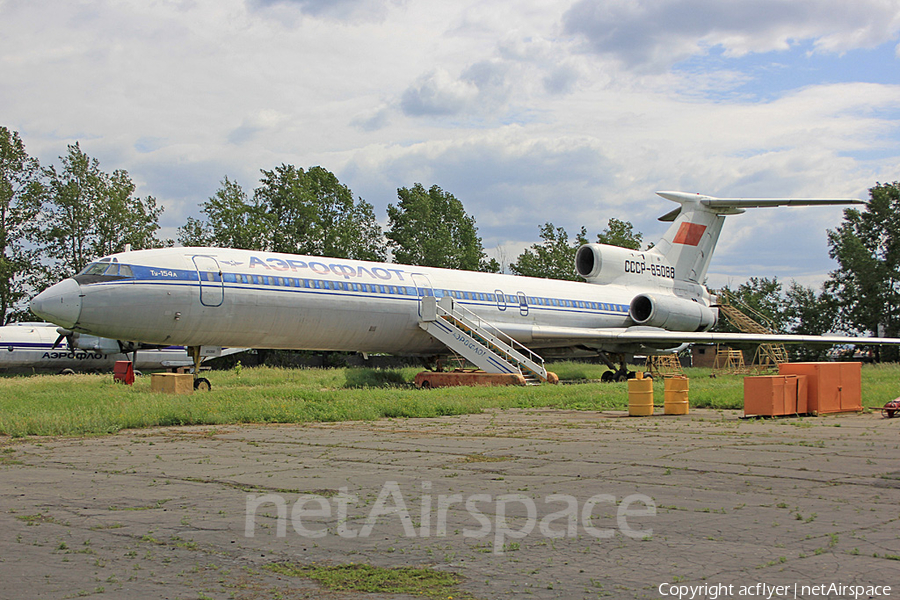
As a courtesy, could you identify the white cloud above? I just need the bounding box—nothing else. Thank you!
[400,69,481,117]
[246,0,403,22]
[227,109,290,144]
[562,0,900,71]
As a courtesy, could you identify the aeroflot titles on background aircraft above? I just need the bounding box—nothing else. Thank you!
[29,191,900,377]
[0,322,207,373]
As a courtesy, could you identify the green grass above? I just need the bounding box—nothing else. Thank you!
[859,362,900,407]
[263,562,473,599]
[0,362,896,438]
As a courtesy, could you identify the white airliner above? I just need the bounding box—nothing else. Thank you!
[29,191,900,386]
[0,322,226,374]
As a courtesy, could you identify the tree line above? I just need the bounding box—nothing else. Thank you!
[1,129,166,324]
[0,126,640,323]
[2,127,898,360]
[721,182,900,362]
[173,166,644,276]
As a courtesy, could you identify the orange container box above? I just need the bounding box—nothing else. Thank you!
[778,362,861,415]
[743,374,808,417]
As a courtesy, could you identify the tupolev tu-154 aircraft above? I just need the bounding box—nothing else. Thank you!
[29,191,900,388]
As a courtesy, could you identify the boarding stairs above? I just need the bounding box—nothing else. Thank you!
[418,295,550,384]
[717,291,789,372]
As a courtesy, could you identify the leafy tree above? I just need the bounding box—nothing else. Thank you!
[715,277,786,334]
[92,168,165,258]
[510,218,644,280]
[386,183,493,271]
[715,277,782,348]
[782,281,837,361]
[510,223,588,280]
[178,177,264,249]
[252,165,386,260]
[596,217,643,250]
[253,164,317,255]
[826,182,900,361]
[0,127,43,324]
[40,142,165,278]
[177,217,213,248]
[712,277,786,362]
[301,167,385,261]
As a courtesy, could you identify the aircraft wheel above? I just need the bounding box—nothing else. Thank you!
[420,380,432,389]
[600,371,614,383]
[615,373,629,383]
[59,368,75,376]
[194,377,211,391]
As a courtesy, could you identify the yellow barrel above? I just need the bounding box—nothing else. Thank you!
[664,376,689,415]
[628,372,654,416]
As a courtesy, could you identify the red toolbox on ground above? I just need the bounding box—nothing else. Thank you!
[113,360,135,385]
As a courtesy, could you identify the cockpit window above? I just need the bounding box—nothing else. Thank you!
[74,262,134,284]
[78,263,109,277]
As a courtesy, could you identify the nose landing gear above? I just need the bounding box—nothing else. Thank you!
[188,346,211,391]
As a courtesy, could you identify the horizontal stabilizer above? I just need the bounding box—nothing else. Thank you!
[657,191,862,220]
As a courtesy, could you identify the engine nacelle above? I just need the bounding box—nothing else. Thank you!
[68,333,122,355]
[629,293,717,332]
[575,243,646,284]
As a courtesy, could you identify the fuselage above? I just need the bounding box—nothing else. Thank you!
[29,247,711,355]
[31,193,878,362]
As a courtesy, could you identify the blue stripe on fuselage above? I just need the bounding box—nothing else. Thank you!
[85,265,630,317]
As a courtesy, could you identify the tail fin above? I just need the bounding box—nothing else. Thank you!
[649,191,862,284]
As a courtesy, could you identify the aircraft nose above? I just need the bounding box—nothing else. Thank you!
[30,278,83,329]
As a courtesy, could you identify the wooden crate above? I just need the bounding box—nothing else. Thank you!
[151,373,194,394]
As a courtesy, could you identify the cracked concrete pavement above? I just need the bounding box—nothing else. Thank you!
[1,408,898,599]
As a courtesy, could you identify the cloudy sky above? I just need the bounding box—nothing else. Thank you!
[3,0,899,288]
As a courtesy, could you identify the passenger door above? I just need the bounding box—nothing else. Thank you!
[192,255,224,307]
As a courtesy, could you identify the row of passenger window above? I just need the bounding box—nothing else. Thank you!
[210,272,625,313]
[221,272,417,296]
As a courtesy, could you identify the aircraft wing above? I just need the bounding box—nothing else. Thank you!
[157,347,249,367]
[530,325,900,349]
[220,347,251,358]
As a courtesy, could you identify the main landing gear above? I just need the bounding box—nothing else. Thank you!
[598,352,639,383]
[188,346,211,391]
